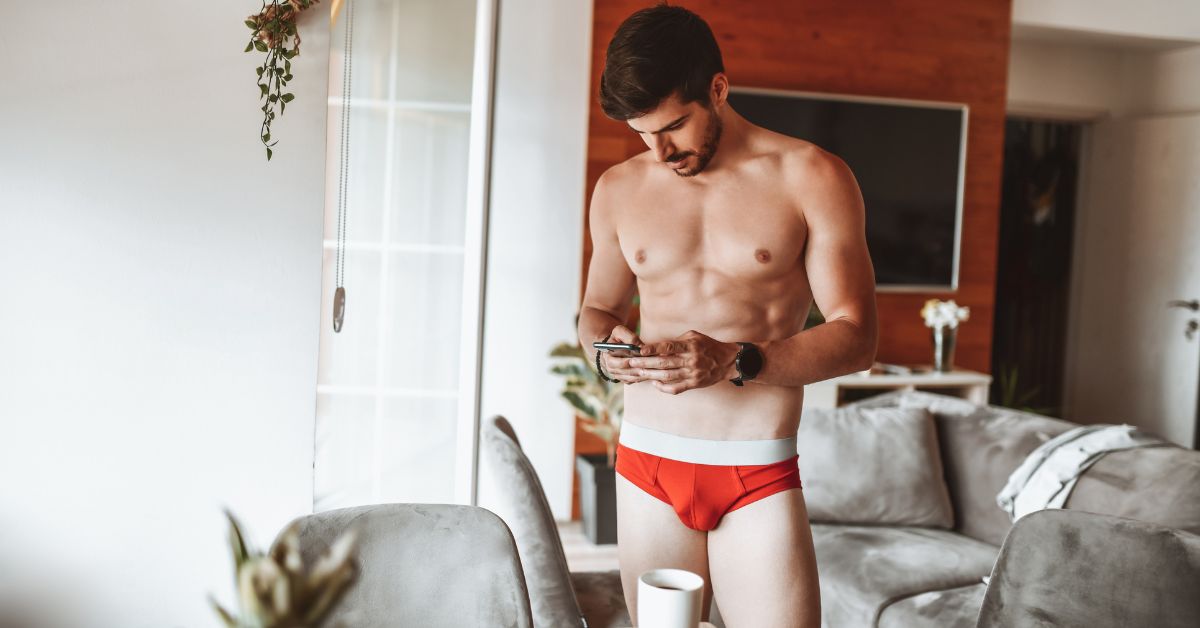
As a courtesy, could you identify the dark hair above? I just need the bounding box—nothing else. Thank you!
[599,3,725,121]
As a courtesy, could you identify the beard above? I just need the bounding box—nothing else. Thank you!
[668,109,723,178]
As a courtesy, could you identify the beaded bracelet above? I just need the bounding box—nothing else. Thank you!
[595,332,616,383]
[596,348,616,382]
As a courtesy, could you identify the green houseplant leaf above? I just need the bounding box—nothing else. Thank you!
[549,337,625,467]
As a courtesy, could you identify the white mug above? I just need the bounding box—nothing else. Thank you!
[637,568,704,628]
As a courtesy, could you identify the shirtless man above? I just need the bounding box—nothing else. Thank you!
[576,5,878,627]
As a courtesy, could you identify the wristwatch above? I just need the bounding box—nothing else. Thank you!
[729,342,763,386]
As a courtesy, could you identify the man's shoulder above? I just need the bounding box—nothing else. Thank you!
[741,127,861,227]
[589,153,653,227]
[756,130,845,180]
[597,151,655,190]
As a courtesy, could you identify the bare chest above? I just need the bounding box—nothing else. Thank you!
[616,184,807,282]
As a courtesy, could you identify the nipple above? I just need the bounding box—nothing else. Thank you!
[755,248,772,263]
[635,249,647,264]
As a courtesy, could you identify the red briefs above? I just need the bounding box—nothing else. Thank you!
[614,433,803,532]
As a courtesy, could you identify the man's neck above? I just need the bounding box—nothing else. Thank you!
[696,107,752,179]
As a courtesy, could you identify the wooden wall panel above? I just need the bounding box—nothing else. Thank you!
[581,0,1012,372]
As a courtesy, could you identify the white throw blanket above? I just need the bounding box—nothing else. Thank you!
[995,423,1171,522]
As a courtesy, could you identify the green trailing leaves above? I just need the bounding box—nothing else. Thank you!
[245,0,322,162]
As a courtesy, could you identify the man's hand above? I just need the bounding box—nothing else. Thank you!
[597,325,650,384]
[613,329,741,394]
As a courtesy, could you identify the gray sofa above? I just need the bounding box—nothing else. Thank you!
[811,390,1200,628]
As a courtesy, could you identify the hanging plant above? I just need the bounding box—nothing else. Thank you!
[244,0,323,161]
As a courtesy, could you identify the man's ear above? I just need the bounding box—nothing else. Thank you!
[709,73,730,110]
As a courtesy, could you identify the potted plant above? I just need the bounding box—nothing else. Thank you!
[210,509,358,627]
[242,0,325,160]
[549,341,624,544]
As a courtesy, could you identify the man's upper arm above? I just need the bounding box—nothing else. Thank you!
[800,150,878,341]
[581,169,637,321]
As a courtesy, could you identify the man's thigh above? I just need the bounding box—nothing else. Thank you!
[616,474,714,623]
[707,488,821,628]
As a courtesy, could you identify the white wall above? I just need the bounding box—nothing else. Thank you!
[1120,45,1200,116]
[1013,0,1200,43]
[477,0,593,520]
[1008,39,1200,119]
[1007,40,1129,118]
[0,3,328,626]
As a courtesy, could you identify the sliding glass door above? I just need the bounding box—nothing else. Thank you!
[314,0,495,511]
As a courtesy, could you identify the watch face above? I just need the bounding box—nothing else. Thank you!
[740,343,764,379]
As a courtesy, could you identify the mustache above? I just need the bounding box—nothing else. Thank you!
[666,152,694,163]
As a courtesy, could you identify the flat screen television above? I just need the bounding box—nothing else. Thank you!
[727,87,968,292]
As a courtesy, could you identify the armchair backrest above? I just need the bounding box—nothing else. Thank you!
[278,503,533,628]
[977,508,1200,628]
[479,415,586,628]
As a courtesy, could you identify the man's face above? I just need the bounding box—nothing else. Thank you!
[627,92,723,178]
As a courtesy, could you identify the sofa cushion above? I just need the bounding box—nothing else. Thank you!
[1065,444,1200,535]
[810,522,998,628]
[848,390,1078,546]
[877,582,986,628]
[798,405,955,527]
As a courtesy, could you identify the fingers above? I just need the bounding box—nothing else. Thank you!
[600,353,646,384]
[608,324,642,346]
[602,353,688,384]
[621,355,688,370]
[653,377,698,395]
[640,340,685,356]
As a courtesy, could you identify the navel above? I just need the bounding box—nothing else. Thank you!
[635,249,647,264]
[755,248,772,263]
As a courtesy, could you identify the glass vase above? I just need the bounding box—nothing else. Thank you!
[932,325,957,372]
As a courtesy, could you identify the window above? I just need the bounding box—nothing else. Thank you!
[314,0,494,511]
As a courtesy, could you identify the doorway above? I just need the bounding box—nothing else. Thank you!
[989,117,1084,416]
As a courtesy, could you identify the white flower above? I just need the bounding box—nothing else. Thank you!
[920,298,970,330]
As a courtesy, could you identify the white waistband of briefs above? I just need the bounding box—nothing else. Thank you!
[618,421,798,465]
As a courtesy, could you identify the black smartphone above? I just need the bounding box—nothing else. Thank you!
[593,341,641,353]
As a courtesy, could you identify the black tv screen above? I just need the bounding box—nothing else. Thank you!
[727,87,967,291]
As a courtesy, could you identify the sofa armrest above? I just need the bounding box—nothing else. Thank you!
[976,509,1200,628]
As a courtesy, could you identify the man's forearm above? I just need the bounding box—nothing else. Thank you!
[750,317,877,388]
[577,305,624,350]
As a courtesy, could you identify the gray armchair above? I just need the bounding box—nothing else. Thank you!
[276,503,533,628]
[480,415,630,628]
[977,508,1200,628]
